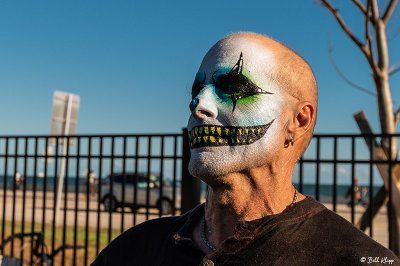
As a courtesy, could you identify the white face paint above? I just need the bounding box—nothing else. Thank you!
[188,36,287,179]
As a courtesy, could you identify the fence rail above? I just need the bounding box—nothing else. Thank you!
[0,132,399,265]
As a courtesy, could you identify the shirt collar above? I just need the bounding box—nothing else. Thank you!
[173,203,205,246]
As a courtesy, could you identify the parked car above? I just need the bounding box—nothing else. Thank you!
[99,172,178,215]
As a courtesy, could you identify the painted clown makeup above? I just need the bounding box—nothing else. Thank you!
[189,53,275,149]
[189,121,274,148]
[188,35,286,177]
[192,53,273,112]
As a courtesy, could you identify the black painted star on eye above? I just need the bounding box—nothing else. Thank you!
[211,53,273,112]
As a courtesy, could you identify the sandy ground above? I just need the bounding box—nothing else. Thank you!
[0,189,391,249]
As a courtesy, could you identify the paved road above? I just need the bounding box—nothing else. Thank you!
[0,189,178,232]
[0,189,391,248]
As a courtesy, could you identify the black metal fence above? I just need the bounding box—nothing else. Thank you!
[0,133,183,266]
[295,133,399,254]
[0,132,398,265]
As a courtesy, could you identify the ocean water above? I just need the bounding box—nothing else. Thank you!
[0,175,85,191]
[0,175,382,200]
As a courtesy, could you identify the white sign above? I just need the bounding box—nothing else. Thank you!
[50,91,80,145]
[49,90,80,224]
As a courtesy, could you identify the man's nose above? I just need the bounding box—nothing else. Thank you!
[189,87,218,120]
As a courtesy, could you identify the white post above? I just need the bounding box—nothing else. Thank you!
[54,94,73,225]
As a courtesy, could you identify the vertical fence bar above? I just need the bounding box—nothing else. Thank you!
[315,137,320,201]
[158,137,165,217]
[388,136,393,250]
[96,137,103,255]
[41,137,49,258]
[146,136,152,220]
[172,136,178,215]
[333,137,337,212]
[73,137,81,266]
[11,138,19,256]
[121,136,127,233]
[108,137,115,243]
[29,137,38,265]
[133,137,139,225]
[61,137,70,266]
[20,137,28,261]
[369,136,374,237]
[84,137,91,266]
[351,137,355,224]
[51,137,59,266]
[1,137,9,246]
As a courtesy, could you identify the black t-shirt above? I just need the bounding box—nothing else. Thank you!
[92,197,400,265]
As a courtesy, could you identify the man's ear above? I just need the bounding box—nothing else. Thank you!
[291,101,315,142]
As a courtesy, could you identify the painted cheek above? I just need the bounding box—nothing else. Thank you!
[238,97,281,126]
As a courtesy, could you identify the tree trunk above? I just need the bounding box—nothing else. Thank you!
[374,21,396,142]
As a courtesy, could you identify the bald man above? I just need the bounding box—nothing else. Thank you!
[92,33,399,265]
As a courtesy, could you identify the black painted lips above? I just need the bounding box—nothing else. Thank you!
[188,120,274,148]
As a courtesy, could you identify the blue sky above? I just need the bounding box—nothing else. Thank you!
[0,0,399,136]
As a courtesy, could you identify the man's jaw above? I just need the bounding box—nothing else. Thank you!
[188,120,274,149]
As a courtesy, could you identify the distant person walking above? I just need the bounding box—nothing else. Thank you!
[89,170,97,197]
[345,178,367,207]
[15,171,23,189]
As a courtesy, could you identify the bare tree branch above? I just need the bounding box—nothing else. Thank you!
[321,0,382,74]
[371,0,389,74]
[382,0,399,23]
[320,0,374,65]
[365,1,371,44]
[387,4,400,35]
[321,0,365,48]
[365,1,378,68]
[389,60,400,72]
[380,0,388,14]
[352,0,367,14]
[395,105,400,122]
[387,1,400,33]
[389,27,400,40]
[371,0,380,23]
[313,0,325,7]
[389,66,400,76]
[328,36,377,97]
[365,0,377,67]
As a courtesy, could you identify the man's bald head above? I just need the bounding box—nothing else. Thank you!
[202,32,318,156]
[207,32,318,108]
[188,32,317,178]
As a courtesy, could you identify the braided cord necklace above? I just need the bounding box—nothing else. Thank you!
[201,188,298,252]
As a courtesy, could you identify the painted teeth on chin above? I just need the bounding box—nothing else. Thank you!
[188,120,274,148]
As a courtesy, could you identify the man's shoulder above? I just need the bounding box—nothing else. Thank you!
[309,204,399,262]
[91,206,203,266]
[276,198,400,264]
[104,214,186,247]
[116,214,186,242]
